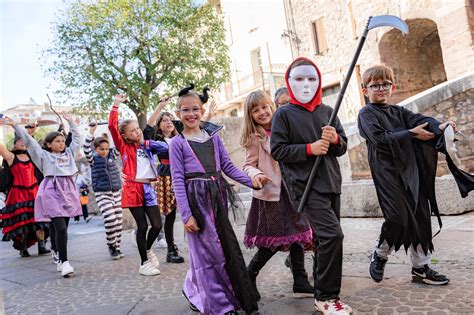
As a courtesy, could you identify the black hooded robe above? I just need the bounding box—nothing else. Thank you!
[358,103,474,254]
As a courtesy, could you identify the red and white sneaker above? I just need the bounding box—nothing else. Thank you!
[314,299,352,314]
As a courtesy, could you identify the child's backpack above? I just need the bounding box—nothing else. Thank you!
[79,184,89,205]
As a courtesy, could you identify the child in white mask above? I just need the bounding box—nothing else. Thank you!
[271,57,352,315]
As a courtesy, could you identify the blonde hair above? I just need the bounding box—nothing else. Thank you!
[362,64,395,87]
[240,90,275,148]
[118,119,138,143]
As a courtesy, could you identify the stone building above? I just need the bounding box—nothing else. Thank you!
[283,0,474,124]
[212,0,293,117]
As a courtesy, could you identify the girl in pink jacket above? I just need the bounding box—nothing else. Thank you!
[240,90,313,301]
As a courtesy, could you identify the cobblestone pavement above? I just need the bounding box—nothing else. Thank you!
[1,212,473,315]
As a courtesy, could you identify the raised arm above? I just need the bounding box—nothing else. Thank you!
[83,124,97,164]
[0,143,14,166]
[147,98,170,127]
[11,121,44,170]
[108,94,127,153]
[63,114,81,157]
[203,99,217,121]
[83,135,95,164]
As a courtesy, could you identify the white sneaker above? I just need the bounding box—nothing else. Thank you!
[147,249,160,268]
[139,261,161,276]
[314,299,352,314]
[156,238,167,248]
[130,230,137,248]
[61,261,74,277]
[57,261,63,272]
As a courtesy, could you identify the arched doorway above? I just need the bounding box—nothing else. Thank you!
[378,19,447,104]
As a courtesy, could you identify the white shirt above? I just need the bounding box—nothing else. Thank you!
[184,129,210,143]
[135,148,156,180]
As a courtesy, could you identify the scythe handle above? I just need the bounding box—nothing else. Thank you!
[46,94,63,126]
[296,17,372,214]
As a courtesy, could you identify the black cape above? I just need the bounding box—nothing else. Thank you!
[358,103,473,254]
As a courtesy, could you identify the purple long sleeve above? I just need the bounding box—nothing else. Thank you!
[169,137,193,224]
[216,136,253,188]
[145,139,168,154]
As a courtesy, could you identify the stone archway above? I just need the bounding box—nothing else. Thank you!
[379,19,447,104]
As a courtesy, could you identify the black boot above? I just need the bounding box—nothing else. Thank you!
[166,244,184,263]
[284,254,293,273]
[38,240,51,255]
[247,265,261,301]
[247,247,276,302]
[293,271,314,298]
[290,244,314,298]
[19,249,30,257]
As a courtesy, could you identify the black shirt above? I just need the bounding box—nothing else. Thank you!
[270,103,347,205]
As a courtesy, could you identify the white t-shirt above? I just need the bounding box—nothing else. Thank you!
[184,129,210,143]
[135,148,156,180]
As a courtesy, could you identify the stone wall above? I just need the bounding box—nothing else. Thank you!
[211,116,247,191]
[347,73,474,178]
[341,175,474,217]
[283,0,474,125]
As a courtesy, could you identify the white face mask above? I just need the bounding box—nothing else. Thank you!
[288,65,319,104]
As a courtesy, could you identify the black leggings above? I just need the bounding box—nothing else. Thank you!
[164,209,176,248]
[74,205,89,221]
[50,217,70,262]
[129,205,162,264]
[248,243,307,280]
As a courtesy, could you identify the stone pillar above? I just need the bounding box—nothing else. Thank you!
[437,3,474,79]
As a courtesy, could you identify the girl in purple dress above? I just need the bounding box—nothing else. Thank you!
[169,85,259,315]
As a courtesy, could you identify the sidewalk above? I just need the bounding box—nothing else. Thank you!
[1,212,473,314]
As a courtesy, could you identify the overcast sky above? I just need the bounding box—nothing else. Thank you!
[1,0,67,110]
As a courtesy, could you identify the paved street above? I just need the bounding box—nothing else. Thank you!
[1,212,473,315]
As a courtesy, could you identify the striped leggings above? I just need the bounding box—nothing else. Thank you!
[95,190,123,250]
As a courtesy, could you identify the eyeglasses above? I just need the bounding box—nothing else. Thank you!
[178,107,201,114]
[367,81,392,92]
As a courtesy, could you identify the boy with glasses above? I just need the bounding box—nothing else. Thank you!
[357,64,465,286]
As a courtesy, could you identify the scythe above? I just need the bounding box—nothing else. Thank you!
[296,15,409,213]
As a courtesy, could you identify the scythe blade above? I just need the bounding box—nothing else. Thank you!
[368,15,409,34]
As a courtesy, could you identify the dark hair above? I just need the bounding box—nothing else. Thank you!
[274,87,288,102]
[42,131,65,152]
[156,112,177,138]
[93,137,109,148]
[290,59,313,70]
[177,84,210,108]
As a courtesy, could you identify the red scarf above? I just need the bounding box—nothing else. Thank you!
[285,57,323,112]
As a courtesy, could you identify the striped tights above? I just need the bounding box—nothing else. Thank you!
[95,190,123,250]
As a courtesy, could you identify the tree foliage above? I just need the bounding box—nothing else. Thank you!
[44,0,230,126]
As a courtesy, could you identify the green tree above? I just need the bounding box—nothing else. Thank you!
[43,0,230,127]
[3,126,55,149]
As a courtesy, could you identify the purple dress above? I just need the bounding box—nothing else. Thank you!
[170,122,258,315]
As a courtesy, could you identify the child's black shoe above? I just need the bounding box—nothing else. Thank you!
[369,251,387,283]
[412,265,449,285]
[293,276,314,298]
